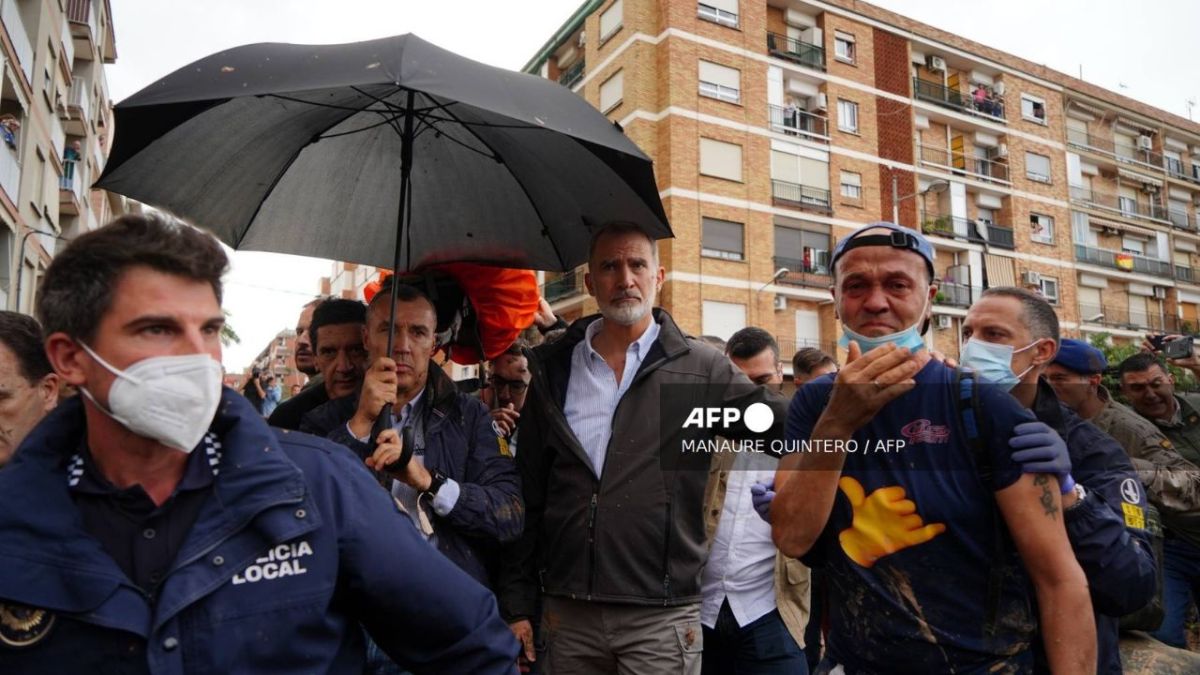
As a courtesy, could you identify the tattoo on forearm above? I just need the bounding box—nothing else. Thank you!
[1033,475,1059,520]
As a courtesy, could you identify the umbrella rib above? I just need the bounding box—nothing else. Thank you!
[437,104,569,271]
[265,92,399,114]
[319,112,408,139]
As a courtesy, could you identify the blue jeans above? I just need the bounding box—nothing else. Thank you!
[701,601,808,675]
[1151,537,1200,648]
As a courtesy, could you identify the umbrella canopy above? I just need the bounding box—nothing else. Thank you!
[97,33,671,272]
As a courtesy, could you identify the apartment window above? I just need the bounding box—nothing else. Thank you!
[1020,95,1046,124]
[1078,286,1102,318]
[1029,213,1054,244]
[701,217,744,260]
[837,99,858,133]
[700,137,743,182]
[1164,150,1184,176]
[1121,235,1145,256]
[1039,277,1059,304]
[702,300,746,341]
[775,225,831,274]
[599,0,623,42]
[599,70,624,113]
[840,171,862,200]
[698,60,740,104]
[698,0,738,28]
[834,32,856,63]
[1025,152,1051,182]
[1119,186,1138,217]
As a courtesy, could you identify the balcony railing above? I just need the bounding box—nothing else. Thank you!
[1074,244,1172,276]
[67,0,97,38]
[771,179,831,213]
[921,216,1014,249]
[1069,185,1168,223]
[69,82,90,122]
[936,280,983,308]
[0,142,20,204]
[912,78,1005,120]
[1177,265,1194,284]
[776,337,840,364]
[917,144,1010,184]
[542,269,584,303]
[774,256,831,289]
[767,104,829,140]
[2,0,35,85]
[558,60,584,89]
[1115,143,1163,171]
[1166,158,1188,180]
[1079,303,1177,332]
[766,32,825,71]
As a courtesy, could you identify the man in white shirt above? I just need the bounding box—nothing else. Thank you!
[702,327,810,674]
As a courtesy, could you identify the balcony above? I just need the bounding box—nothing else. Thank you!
[767,104,829,142]
[58,161,83,215]
[936,280,983,308]
[1074,244,1172,276]
[1067,127,1113,155]
[67,0,98,58]
[0,142,20,204]
[1066,128,1164,172]
[917,144,1010,185]
[1177,265,1194,284]
[771,179,831,214]
[542,268,584,303]
[1069,185,1168,223]
[773,255,831,289]
[1079,303,1178,332]
[64,82,90,136]
[1,0,34,84]
[912,78,1005,121]
[777,337,839,364]
[921,215,1014,249]
[558,60,584,89]
[766,32,825,71]
[1165,158,1189,181]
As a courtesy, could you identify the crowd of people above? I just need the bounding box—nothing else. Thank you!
[2,213,1200,674]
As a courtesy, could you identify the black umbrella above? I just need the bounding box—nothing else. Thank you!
[98,34,672,467]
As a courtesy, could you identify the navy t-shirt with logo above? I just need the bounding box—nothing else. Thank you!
[787,359,1039,674]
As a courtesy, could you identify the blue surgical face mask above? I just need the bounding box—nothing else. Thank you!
[838,294,930,353]
[960,338,1040,391]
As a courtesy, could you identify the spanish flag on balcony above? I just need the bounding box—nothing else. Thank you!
[1116,253,1135,271]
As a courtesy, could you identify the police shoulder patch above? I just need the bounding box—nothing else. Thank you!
[0,603,55,648]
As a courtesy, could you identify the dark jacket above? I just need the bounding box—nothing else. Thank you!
[267,380,329,430]
[1033,380,1157,675]
[301,363,523,586]
[497,309,789,620]
[0,390,518,675]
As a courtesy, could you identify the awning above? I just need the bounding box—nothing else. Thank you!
[1118,167,1162,187]
[984,254,1015,287]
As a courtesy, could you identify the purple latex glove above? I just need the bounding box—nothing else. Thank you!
[1009,421,1075,494]
[750,480,775,523]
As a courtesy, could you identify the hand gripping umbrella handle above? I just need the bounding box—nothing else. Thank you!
[374,403,415,475]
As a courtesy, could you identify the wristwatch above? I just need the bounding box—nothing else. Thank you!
[424,468,448,498]
[1064,483,1087,511]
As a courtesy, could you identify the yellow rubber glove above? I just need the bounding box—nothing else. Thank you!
[838,476,947,568]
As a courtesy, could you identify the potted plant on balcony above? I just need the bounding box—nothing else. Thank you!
[921,216,952,236]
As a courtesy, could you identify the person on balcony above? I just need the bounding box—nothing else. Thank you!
[0,114,19,149]
[973,85,988,114]
[63,141,82,182]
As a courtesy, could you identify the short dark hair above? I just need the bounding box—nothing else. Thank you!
[368,278,437,325]
[980,286,1060,349]
[36,213,227,341]
[0,311,52,382]
[793,347,836,375]
[1119,352,1168,379]
[310,298,366,353]
[726,327,779,361]
[588,221,658,264]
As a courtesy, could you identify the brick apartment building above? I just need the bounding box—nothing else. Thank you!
[0,0,126,313]
[231,327,307,393]
[525,0,1200,368]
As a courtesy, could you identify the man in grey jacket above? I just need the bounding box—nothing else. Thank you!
[499,223,789,675]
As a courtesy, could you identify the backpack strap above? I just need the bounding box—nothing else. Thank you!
[955,367,1004,638]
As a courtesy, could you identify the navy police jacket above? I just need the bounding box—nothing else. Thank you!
[1033,380,1157,675]
[0,390,519,674]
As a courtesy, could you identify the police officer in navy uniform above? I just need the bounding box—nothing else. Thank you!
[0,214,519,674]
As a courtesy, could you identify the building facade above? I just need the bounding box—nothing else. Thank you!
[525,0,1200,367]
[0,0,122,313]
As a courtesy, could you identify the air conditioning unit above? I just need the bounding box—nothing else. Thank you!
[814,93,828,111]
[1021,270,1042,286]
[773,295,788,311]
[994,143,1008,159]
[1138,135,1153,150]
[935,315,952,330]
[1153,286,1167,299]
[926,55,947,72]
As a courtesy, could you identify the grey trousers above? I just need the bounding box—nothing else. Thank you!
[541,596,702,675]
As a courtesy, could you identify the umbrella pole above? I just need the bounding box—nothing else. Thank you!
[376,90,417,475]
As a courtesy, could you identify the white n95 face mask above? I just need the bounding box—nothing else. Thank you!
[79,343,223,453]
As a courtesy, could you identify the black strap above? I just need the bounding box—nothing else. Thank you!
[956,368,1005,638]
